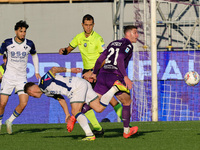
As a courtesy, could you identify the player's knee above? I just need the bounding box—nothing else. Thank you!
[0,102,7,108]
[94,106,104,113]
[123,99,132,106]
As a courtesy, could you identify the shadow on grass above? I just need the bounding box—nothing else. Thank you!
[102,128,163,138]
[42,128,163,139]
[43,134,81,140]
[11,127,63,135]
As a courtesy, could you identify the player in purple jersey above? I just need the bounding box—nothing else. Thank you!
[86,25,139,138]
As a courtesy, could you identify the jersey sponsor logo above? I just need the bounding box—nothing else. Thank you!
[11,51,27,58]
[50,91,61,95]
[111,42,122,47]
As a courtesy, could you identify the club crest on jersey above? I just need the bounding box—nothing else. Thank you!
[125,47,130,53]
[24,46,28,50]
[84,43,87,47]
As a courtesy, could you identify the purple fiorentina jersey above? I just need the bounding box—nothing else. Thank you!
[94,38,133,78]
[93,38,133,95]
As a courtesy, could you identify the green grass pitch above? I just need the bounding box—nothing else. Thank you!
[0,121,199,150]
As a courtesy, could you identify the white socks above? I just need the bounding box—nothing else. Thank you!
[76,113,93,136]
[8,114,16,123]
[100,86,119,106]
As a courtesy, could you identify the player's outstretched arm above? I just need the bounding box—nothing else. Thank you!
[32,54,41,79]
[50,67,82,75]
[58,98,71,123]
[35,73,41,79]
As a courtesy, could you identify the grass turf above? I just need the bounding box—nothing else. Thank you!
[0,121,199,150]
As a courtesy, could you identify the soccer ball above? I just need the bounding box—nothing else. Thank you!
[184,71,200,86]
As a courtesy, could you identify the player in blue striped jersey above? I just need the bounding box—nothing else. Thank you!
[0,20,41,134]
[24,66,127,141]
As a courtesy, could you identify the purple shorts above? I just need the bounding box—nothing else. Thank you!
[94,72,125,96]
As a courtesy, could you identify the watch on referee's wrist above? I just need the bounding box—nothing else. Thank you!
[63,48,68,55]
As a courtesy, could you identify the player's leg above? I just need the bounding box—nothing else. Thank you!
[0,94,9,132]
[82,69,103,134]
[84,81,121,113]
[6,93,28,134]
[0,78,14,133]
[109,97,123,120]
[67,79,96,140]
[116,93,138,138]
[70,103,95,141]
[6,81,28,134]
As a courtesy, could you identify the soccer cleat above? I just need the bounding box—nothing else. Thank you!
[92,128,104,136]
[113,80,130,94]
[82,135,96,141]
[5,120,13,134]
[123,126,138,138]
[67,116,76,132]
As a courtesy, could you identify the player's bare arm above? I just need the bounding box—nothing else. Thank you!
[58,98,71,123]
[59,46,74,55]
[50,67,82,75]
[35,73,41,79]
[82,59,105,81]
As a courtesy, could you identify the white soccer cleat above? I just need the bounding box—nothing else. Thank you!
[5,120,13,134]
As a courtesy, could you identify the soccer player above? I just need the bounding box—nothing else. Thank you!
[84,25,139,138]
[0,54,7,83]
[59,14,125,135]
[24,67,128,141]
[0,20,41,134]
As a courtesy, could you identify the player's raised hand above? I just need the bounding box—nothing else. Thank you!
[71,68,82,74]
[88,73,97,83]
[35,73,41,79]
[82,70,93,80]
[124,76,133,90]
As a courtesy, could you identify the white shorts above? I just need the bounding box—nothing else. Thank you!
[0,77,27,96]
[69,78,98,104]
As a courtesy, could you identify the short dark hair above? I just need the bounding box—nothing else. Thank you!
[124,25,137,35]
[24,82,35,93]
[82,14,94,24]
[14,20,29,31]
[3,54,7,59]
